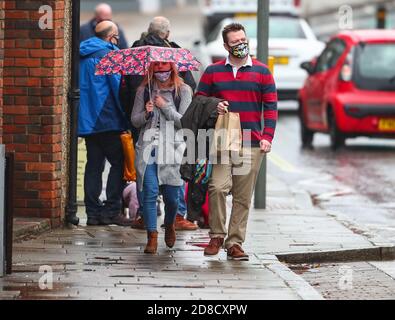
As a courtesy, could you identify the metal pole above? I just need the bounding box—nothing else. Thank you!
[377,4,386,29]
[5,152,14,274]
[65,0,80,226]
[254,0,270,209]
[0,145,5,277]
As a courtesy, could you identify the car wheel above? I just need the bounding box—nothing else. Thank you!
[328,110,345,151]
[299,102,314,149]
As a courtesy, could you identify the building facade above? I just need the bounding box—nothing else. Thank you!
[0,0,73,227]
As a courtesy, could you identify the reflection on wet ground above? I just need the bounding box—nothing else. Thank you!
[272,113,395,241]
[1,225,298,300]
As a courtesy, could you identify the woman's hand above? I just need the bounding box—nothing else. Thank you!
[145,100,154,113]
[154,95,167,109]
[145,100,154,119]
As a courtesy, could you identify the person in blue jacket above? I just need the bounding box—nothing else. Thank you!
[79,20,131,226]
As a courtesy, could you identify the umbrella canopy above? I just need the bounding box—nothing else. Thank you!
[95,45,201,76]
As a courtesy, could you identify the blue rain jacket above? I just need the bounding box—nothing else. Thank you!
[79,37,128,136]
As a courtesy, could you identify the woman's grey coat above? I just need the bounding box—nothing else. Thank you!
[131,82,192,191]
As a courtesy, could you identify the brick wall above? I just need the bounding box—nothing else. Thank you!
[0,0,4,144]
[3,1,68,227]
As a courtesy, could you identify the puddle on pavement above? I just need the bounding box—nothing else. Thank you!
[44,239,103,246]
[287,263,322,275]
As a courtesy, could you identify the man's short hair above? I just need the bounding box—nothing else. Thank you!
[222,23,246,44]
[95,25,114,39]
[148,16,170,39]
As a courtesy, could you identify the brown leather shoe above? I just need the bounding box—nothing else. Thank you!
[131,216,145,230]
[226,244,249,261]
[175,215,198,231]
[144,231,158,254]
[204,237,224,256]
[164,224,176,248]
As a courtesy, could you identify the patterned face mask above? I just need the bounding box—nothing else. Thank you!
[154,70,172,82]
[229,42,249,59]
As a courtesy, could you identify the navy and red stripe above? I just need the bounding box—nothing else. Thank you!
[196,59,278,146]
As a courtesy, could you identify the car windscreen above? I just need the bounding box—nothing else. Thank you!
[243,16,307,39]
[354,43,395,91]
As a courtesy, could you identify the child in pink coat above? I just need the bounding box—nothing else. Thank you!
[122,182,139,220]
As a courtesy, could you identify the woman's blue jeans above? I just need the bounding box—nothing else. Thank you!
[178,183,187,216]
[142,163,179,232]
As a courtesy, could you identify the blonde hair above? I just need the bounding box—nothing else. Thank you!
[141,62,184,97]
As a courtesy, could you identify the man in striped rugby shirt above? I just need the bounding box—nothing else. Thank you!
[196,23,278,261]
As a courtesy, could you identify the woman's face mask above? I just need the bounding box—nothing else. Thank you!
[229,42,249,59]
[154,70,172,82]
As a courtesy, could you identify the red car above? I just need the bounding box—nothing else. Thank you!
[298,30,395,150]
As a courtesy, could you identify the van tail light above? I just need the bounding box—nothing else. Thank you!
[294,0,301,7]
[340,51,353,82]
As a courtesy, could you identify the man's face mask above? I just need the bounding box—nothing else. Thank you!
[111,35,119,47]
[228,42,249,59]
[154,70,172,82]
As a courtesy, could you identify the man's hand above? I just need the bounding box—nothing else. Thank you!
[260,140,272,153]
[217,101,229,115]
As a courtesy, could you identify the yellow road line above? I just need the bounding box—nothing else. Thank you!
[268,151,298,173]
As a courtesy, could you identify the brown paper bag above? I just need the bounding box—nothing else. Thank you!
[212,112,242,153]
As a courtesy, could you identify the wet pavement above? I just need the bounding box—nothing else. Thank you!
[0,178,307,300]
[9,231,242,299]
[291,261,395,300]
[2,173,391,300]
[2,227,300,299]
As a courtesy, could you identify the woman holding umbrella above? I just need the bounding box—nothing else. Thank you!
[131,61,193,254]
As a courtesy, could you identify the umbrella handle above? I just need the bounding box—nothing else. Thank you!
[148,71,152,102]
[147,71,153,119]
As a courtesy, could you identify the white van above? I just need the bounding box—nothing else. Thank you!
[200,0,302,39]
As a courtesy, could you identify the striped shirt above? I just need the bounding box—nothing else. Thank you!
[196,58,278,146]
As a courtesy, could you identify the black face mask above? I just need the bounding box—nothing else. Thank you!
[111,35,119,47]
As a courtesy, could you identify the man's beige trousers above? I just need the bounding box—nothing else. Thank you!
[208,148,263,249]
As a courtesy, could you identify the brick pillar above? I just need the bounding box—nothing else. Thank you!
[0,0,4,144]
[3,1,67,227]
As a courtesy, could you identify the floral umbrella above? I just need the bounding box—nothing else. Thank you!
[95,45,201,76]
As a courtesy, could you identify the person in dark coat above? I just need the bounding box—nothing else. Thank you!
[180,95,221,224]
[80,3,128,49]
